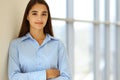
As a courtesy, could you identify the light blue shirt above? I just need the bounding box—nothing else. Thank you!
[8,33,71,80]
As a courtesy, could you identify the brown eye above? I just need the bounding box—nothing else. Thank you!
[42,13,47,16]
[32,13,37,15]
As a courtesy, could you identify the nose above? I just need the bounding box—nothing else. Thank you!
[38,16,42,21]
[38,18,42,21]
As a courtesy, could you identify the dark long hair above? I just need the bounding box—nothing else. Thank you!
[18,0,54,37]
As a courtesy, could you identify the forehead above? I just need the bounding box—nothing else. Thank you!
[30,3,48,12]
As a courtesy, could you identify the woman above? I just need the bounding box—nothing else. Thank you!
[8,0,71,80]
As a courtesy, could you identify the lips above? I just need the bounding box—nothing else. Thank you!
[35,22,43,24]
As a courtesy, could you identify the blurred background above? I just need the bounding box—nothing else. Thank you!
[0,0,120,80]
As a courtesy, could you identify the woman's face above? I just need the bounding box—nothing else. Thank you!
[27,3,48,31]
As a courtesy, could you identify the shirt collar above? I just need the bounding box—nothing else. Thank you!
[42,33,57,46]
[21,32,56,43]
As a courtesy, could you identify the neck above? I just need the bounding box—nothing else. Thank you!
[30,29,46,41]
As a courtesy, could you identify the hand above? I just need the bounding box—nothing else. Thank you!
[46,68,60,79]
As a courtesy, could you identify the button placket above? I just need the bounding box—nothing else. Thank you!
[36,47,42,69]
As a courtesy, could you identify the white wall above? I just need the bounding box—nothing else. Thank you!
[0,0,29,80]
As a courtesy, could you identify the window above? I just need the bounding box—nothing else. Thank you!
[46,0,119,80]
[46,0,67,46]
[46,0,66,18]
[74,22,93,80]
[74,0,93,20]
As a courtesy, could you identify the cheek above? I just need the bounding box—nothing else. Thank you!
[44,17,48,23]
[45,19,48,23]
[28,17,35,24]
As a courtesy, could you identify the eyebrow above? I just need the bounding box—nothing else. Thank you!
[31,10,38,13]
[31,10,48,13]
[42,11,48,13]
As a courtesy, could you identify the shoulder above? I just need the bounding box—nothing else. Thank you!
[9,36,26,47]
[47,34,65,48]
[49,36,64,45]
[52,37,65,48]
[47,34,63,43]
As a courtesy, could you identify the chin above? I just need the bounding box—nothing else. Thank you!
[36,27,44,30]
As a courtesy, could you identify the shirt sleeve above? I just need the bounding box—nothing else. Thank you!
[49,41,72,80]
[8,40,46,80]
